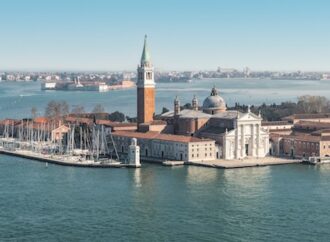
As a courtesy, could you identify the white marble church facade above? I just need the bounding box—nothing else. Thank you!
[222,111,269,159]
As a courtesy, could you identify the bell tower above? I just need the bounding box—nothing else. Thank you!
[137,35,155,127]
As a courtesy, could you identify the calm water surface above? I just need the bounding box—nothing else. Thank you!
[1,156,330,241]
[1,78,330,119]
[1,79,330,241]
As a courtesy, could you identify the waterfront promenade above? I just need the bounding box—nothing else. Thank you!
[143,155,301,169]
[186,157,301,169]
[0,147,300,169]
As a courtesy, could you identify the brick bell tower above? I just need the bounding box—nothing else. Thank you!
[137,35,155,128]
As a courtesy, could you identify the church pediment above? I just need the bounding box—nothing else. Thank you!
[238,112,262,121]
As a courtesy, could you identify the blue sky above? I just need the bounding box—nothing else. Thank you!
[0,0,329,71]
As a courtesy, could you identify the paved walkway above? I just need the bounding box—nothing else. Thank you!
[186,156,301,169]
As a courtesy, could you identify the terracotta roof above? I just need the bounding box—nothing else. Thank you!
[96,120,116,126]
[0,119,21,125]
[294,121,330,130]
[283,113,330,120]
[65,117,94,125]
[282,134,321,142]
[311,129,330,135]
[161,109,212,119]
[33,117,49,124]
[212,111,243,120]
[110,122,137,127]
[150,120,167,125]
[113,131,213,143]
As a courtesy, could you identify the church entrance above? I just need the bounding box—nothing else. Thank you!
[245,144,249,156]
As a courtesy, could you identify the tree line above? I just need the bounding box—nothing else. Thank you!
[31,101,126,122]
[162,95,330,121]
[32,95,330,123]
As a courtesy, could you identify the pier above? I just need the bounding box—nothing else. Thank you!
[0,148,139,168]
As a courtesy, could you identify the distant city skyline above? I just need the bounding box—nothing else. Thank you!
[0,0,330,71]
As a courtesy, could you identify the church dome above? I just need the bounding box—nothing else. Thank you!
[202,87,226,114]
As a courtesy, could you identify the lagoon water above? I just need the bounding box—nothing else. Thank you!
[1,78,330,119]
[1,79,330,241]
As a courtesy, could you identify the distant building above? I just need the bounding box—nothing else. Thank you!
[268,114,330,158]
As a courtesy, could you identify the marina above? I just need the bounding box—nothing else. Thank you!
[0,149,132,168]
[0,117,141,168]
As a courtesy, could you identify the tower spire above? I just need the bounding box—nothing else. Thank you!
[141,34,151,65]
[137,35,155,127]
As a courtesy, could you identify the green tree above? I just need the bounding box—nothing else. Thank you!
[92,104,105,113]
[71,105,85,114]
[45,100,69,120]
[109,111,125,122]
[162,107,169,114]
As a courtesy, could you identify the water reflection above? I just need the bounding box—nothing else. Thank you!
[133,168,142,188]
[185,166,219,185]
[222,166,271,190]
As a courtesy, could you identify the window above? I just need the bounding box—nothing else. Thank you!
[146,72,152,80]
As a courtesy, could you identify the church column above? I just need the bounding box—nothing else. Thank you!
[251,124,255,156]
[241,124,245,158]
[235,123,239,159]
[256,124,260,157]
